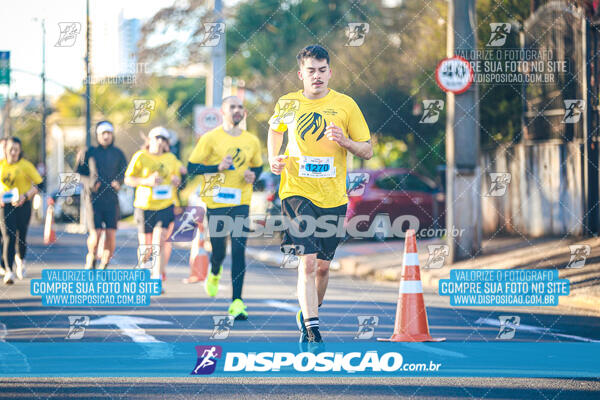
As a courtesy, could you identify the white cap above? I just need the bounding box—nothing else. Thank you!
[167,130,178,146]
[148,126,170,143]
[96,121,114,135]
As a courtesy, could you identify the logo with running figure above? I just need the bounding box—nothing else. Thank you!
[486,23,511,47]
[269,99,300,128]
[298,112,327,142]
[420,100,444,124]
[191,345,222,375]
[210,316,234,339]
[199,23,225,47]
[130,99,155,124]
[199,173,225,197]
[497,315,520,339]
[355,315,378,339]
[345,23,370,47]
[55,22,81,47]
[58,173,81,197]
[566,245,591,269]
[168,206,205,242]
[562,100,585,124]
[424,244,449,269]
[485,172,511,197]
[65,316,89,339]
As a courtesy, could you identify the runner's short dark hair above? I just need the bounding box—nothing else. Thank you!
[297,45,330,67]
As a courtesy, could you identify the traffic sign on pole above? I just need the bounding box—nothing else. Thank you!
[435,55,473,94]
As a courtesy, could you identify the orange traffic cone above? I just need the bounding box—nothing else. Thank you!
[378,229,445,342]
[43,198,57,245]
[183,223,208,284]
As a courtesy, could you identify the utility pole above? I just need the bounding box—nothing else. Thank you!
[85,0,91,147]
[445,0,481,261]
[41,18,47,187]
[205,0,225,108]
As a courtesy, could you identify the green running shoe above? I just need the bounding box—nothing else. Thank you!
[204,266,222,297]
[228,299,248,320]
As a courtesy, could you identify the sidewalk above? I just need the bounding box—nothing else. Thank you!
[247,235,600,315]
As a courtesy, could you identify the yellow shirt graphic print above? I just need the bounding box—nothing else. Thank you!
[188,126,263,208]
[271,89,370,208]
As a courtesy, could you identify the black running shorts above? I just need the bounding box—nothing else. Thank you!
[280,196,347,261]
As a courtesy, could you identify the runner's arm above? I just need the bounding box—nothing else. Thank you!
[250,166,263,181]
[343,139,373,160]
[186,162,219,176]
[268,128,288,175]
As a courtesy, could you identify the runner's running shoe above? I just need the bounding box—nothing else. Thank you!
[228,299,248,320]
[307,326,323,343]
[204,265,222,297]
[296,310,308,342]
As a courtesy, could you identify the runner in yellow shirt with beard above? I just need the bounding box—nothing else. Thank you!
[125,127,183,287]
[268,45,373,343]
[188,96,263,320]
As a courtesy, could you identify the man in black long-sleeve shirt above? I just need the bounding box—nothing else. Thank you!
[187,96,263,320]
[76,120,128,269]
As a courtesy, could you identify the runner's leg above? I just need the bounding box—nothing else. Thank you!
[230,206,249,301]
[15,201,32,260]
[163,222,174,268]
[297,253,319,319]
[315,259,330,306]
[102,229,116,264]
[207,210,227,275]
[0,205,17,272]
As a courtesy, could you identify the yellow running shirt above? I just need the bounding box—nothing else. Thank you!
[270,89,370,208]
[0,158,43,197]
[188,126,263,209]
[125,150,183,211]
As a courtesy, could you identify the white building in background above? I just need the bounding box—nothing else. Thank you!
[119,15,141,75]
[91,6,141,78]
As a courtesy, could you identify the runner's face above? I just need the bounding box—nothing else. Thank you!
[6,141,20,164]
[97,130,113,147]
[222,99,245,126]
[149,136,167,155]
[298,57,331,96]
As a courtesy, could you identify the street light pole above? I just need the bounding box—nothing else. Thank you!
[205,0,225,108]
[85,0,91,147]
[41,18,47,187]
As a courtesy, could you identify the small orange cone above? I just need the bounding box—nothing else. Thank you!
[378,229,445,342]
[183,223,208,284]
[43,198,57,245]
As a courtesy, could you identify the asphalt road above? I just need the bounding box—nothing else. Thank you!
[0,226,599,399]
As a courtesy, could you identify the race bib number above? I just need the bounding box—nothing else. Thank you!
[1,188,19,204]
[213,187,242,205]
[152,185,173,200]
[298,156,336,178]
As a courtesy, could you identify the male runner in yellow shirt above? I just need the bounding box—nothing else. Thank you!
[268,45,373,343]
[188,96,263,320]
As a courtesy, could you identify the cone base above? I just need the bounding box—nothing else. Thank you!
[377,333,446,342]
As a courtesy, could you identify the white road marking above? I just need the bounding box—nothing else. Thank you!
[263,300,299,313]
[475,317,600,342]
[90,315,172,343]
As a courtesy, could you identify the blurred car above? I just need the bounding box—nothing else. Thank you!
[51,183,135,223]
[250,172,281,231]
[345,168,445,240]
